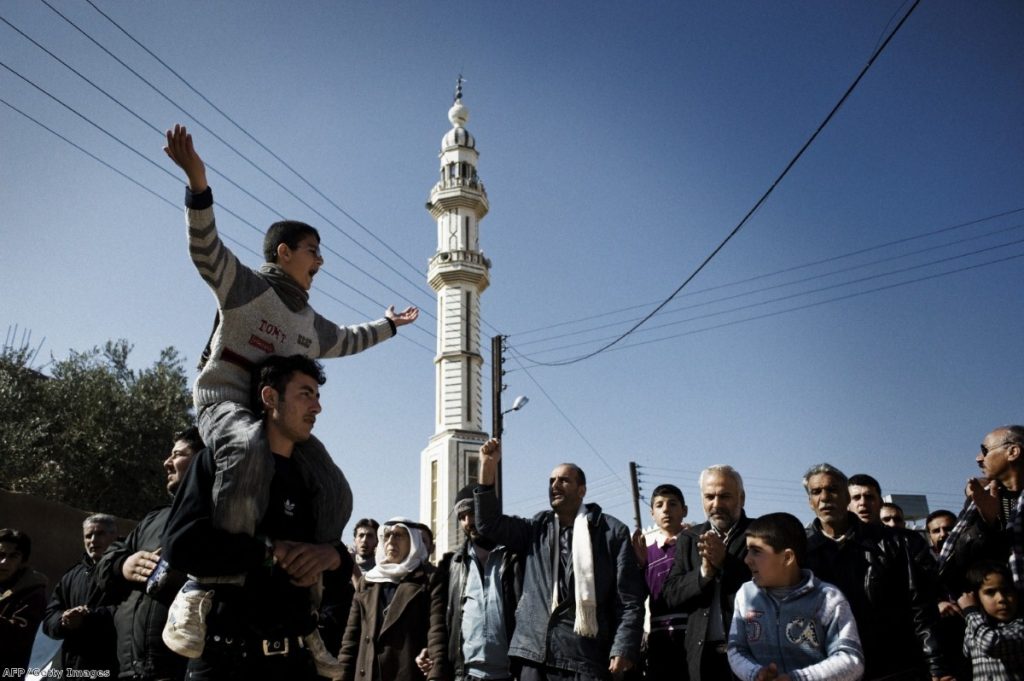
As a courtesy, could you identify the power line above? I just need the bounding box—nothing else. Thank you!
[508,207,1024,340]
[0,63,438,356]
[33,0,438,312]
[509,354,631,494]
[512,233,1024,356]
[80,0,428,286]
[63,0,510,340]
[510,249,1024,366]
[521,0,923,367]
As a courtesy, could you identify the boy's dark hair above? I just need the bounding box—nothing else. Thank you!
[0,528,31,561]
[173,425,205,454]
[650,484,685,507]
[253,355,326,413]
[848,473,882,495]
[926,509,957,525]
[746,512,807,566]
[353,518,380,536]
[263,220,320,263]
[965,560,1013,592]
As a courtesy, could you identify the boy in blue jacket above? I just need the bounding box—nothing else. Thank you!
[728,513,863,681]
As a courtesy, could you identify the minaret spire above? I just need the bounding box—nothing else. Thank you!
[420,82,491,559]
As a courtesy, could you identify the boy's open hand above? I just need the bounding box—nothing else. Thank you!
[386,305,419,327]
[164,124,208,193]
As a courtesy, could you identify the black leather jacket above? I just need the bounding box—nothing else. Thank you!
[805,513,946,679]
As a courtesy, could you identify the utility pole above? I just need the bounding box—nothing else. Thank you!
[629,461,642,532]
[491,334,505,511]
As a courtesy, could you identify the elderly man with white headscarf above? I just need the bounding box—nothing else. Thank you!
[338,518,443,681]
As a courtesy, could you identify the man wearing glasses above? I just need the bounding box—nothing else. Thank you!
[939,425,1024,596]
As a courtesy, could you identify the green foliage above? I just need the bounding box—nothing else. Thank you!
[0,340,193,519]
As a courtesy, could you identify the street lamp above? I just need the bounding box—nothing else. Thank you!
[503,395,529,416]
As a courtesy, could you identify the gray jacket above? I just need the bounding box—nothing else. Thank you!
[474,485,645,678]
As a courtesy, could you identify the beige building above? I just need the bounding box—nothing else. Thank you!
[419,85,491,559]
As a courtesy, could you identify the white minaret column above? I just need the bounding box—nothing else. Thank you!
[420,81,491,559]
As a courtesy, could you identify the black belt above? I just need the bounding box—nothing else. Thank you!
[209,632,306,657]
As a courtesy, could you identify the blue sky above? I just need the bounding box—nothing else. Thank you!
[2,1,1022,532]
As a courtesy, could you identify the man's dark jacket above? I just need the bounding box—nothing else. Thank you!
[95,504,188,680]
[42,555,119,674]
[428,539,523,680]
[660,515,753,681]
[805,513,945,680]
[474,484,645,678]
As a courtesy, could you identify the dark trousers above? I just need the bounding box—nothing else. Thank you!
[517,659,604,681]
[645,628,689,681]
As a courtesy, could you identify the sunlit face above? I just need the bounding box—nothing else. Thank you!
[978,572,1018,623]
[353,526,378,557]
[382,526,411,564]
[549,465,586,516]
[927,515,956,550]
[848,484,882,524]
[807,473,851,526]
[278,235,323,291]
[0,541,24,583]
[265,372,322,445]
[650,495,686,536]
[879,506,905,529]
[701,472,743,533]
[744,536,795,589]
[83,522,115,561]
[164,439,197,494]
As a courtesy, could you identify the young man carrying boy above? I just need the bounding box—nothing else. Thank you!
[958,560,1024,680]
[160,125,418,670]
[728,512,864,681]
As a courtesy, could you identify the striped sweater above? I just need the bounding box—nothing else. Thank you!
[185,187,395,411]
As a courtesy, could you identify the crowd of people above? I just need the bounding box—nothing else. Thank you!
[2,125,1022,681]
[4,426,1024,681]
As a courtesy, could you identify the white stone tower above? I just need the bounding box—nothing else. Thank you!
[419,80,491,558]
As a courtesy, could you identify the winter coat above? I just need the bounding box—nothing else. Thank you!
[661,515,754,681]
[428,540,523,680]
[42,554,119,674]
[95,504,188,680]
[0,566,48,677]
[338,565,443,681]
[474,485,645,678]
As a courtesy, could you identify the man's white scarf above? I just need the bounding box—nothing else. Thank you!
[552,507,598,638]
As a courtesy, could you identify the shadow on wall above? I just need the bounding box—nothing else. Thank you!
[0,490,137,597]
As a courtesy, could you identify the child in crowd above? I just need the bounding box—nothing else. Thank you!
[160,125,418,673]
[728,512,863,681]
[633,484,691,680]
[958,561,1024,680]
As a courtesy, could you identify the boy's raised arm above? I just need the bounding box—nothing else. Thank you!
[164,124,208,193]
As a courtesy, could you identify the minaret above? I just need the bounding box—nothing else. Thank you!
[420,79,491,558]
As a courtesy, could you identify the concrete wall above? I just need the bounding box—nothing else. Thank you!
[0,490,137,596]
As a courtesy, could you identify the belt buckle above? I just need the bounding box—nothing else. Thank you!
[262,638,289,656]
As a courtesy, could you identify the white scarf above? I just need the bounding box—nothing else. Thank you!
[552,507,598,638]
[363,518,427,584]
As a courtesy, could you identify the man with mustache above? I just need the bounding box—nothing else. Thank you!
[803,463,952,681]
[661,465,752,681]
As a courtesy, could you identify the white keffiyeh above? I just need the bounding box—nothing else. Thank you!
[363,517,428,584]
